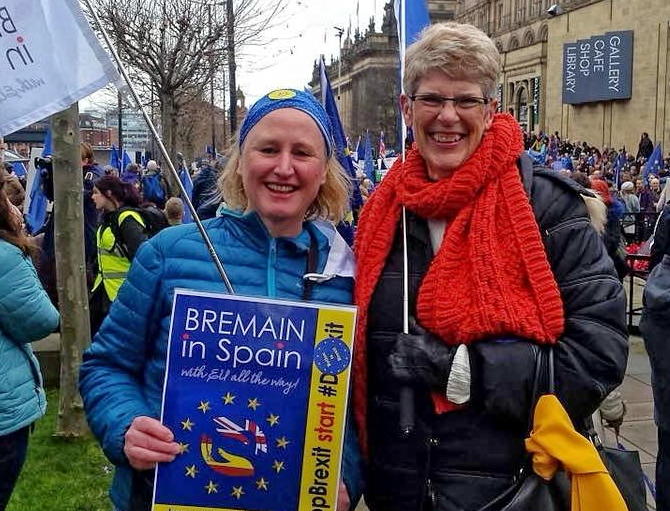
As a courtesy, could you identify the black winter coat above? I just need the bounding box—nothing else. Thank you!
[641,218,670,430]
[364,156,628,511]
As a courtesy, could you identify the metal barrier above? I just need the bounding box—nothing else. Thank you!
[621,211,659,245]
[625,254,650,333]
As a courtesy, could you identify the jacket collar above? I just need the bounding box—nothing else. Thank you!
[218,209,354,278]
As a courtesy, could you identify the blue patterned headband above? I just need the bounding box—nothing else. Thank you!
[238,89,334,157]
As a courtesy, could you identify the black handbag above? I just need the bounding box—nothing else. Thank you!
[592,435,647,511]
[478,348,569,511]
[478,347,646,511]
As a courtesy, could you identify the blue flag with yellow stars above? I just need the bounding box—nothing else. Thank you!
[153,290,357,511]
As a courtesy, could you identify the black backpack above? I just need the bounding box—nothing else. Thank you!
[108,206,169,259]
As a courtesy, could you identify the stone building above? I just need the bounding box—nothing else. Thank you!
[311,1,457,152]
[457,0,670,152]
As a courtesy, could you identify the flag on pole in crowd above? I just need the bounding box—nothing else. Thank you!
[644,144,663,183]
[122,150,132,170]
[394,0,430,50]
[109,145,120,170]
[0,0,120,136]
[363,131,375,182]
[25,129,52,233]
[318,56,363,210]
[613,151,626,189]
[379,131,387,158]
[353,135,362,162]
[179,168,194,224]
[42,128,52,157]
[395,0,430,159]
[357,134,366,162]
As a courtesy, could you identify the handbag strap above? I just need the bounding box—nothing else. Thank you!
[526,346,556,434]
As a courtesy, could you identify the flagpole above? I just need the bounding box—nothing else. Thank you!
[397,0,414,437]
[83,0,234,294]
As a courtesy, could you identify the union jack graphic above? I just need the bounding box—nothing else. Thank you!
[214,416,268,455]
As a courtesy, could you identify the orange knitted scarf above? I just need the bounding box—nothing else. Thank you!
[353,114,565,454]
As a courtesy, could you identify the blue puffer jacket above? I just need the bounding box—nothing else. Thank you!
[0,240,59,436]
[80,210,361,511]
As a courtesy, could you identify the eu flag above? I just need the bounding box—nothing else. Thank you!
[644,144,663,183]
[25,129,52,233]
[122,150,132,170]
[394,0,430,48]
[179,168,194,224]
[109,145,120,170]
[363,132,375,182]
[319,57,363,210]
[613,152,626,189]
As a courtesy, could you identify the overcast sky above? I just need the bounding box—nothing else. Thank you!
[236,0,387,103]
[82,1,388,112]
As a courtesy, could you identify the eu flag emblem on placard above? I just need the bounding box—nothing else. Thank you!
[152,290,357,511]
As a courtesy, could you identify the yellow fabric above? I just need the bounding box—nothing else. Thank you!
[525,395,628,511]
[93,210,145,301]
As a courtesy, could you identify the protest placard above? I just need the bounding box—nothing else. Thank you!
[153,289,356,511]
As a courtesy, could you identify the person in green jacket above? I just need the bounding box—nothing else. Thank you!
[89,175,150,335]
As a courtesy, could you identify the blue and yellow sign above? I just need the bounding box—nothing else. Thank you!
[152,290,357,511]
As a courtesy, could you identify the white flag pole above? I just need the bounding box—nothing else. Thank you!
[82,0,234,294]
[396,0,414,437]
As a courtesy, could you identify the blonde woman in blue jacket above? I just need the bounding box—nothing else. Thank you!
[80,89,362,511]
[0,171,59,509]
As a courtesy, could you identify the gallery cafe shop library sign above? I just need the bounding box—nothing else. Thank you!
[152,289,357,511]
[562,30,634,105]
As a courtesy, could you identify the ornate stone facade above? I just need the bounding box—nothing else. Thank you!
[457,0,670,152]
[456,0,600,133]
[311,1,458,152]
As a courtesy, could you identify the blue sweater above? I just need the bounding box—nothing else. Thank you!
[0,240,59,436]
[80,211,361,510]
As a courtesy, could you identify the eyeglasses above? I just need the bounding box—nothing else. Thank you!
[410,93,490,111]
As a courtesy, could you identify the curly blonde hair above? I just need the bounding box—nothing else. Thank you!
[219,145,351,224]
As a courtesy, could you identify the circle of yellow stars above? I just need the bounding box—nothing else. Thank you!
[177,395,290,499]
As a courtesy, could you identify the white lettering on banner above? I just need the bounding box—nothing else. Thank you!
[593,40,605,73]
[579,42,591,77]
[565,46,577,93]
[608,36,622,92]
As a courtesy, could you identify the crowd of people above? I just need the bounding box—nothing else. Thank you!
[3,19,670,511]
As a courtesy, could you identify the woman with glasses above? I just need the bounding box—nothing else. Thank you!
[352,22,628,510]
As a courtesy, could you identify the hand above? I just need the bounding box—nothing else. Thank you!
[337,481,351,511]
[388,318,457,388]
[123,416,180,471]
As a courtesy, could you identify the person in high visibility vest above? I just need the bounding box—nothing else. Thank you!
[89,175,148,335]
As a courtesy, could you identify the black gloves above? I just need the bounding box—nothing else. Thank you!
[389,318,458,388]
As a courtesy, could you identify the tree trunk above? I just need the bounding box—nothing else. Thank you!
[52,104,91,437]
[160,92,179,194]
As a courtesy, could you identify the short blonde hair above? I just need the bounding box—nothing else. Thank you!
[219,145,351,224]
[404,22,501,98]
